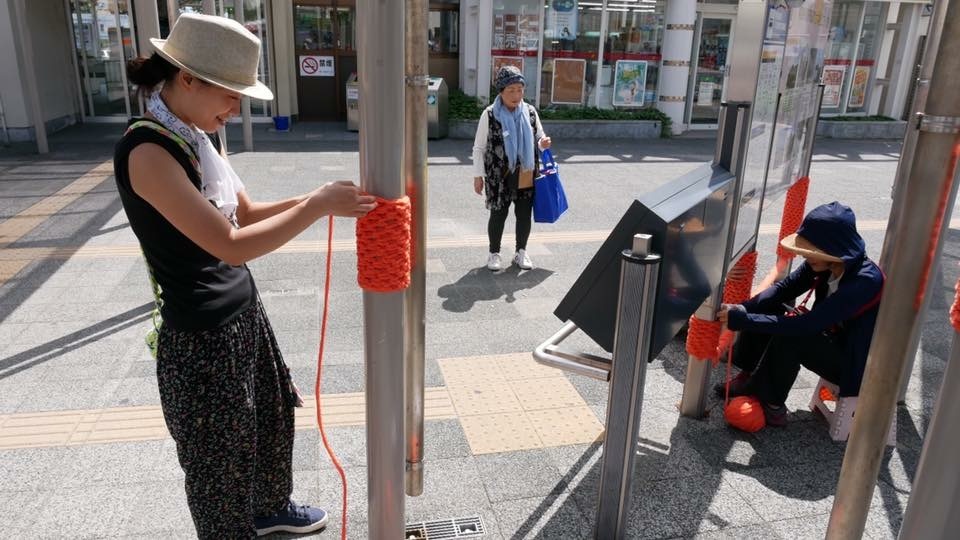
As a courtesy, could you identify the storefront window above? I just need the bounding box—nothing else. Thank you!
[846,1,884,113]
[822,1,884,115]
[491,0,541,101]
[223,0,273,117]
[430,1,459,55]
[599,1,665,109]
[541,0,601,108]
[69,0,137,117]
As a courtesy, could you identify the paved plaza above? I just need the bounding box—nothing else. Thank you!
[0,123,954,539]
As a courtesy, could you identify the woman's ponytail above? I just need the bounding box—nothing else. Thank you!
[126,53,179,96]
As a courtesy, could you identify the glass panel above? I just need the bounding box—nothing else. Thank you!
[541,0,601,108]
[598,1,665,109]
[295,5,336,51]
[429,9,459,54]
[690,17,731,124]
[335,7,355,51]
[491,0,541,101]
[822,1,863,113]
[223,0,272,116]
[846,1,883,113]
[71,0,133,116]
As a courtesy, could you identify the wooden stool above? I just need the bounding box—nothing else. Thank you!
[808,378,896,446]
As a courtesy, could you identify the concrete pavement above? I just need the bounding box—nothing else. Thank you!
[0,122,953,539]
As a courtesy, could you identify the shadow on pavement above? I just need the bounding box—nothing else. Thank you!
[437,266,554,312]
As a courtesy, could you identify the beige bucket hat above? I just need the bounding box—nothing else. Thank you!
[149,13,273,101]
[780,233,844,263]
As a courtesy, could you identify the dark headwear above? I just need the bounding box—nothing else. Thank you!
[495,65,525,92]
[780,201,866,264]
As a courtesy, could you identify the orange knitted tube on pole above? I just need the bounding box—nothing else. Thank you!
[356,196,412,292]
[685,250,758,362]
[776,176,810,260]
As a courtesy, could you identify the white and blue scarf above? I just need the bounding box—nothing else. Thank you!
[492,96,535,172]
[146,89,244,227]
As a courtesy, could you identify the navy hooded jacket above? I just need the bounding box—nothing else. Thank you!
[726,202,884,396]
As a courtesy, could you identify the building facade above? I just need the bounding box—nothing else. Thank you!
[0,0,933,145]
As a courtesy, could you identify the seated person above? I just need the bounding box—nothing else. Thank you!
[716,201,884,426]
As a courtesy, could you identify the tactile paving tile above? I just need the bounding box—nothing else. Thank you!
[493,352,566,381]
[437,355,506,387]
[508,377,587,411]
[459,412,543,454]
[527,406,605,447]
[446,385,523,416]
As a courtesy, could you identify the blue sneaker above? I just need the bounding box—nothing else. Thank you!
[254,501,329,536]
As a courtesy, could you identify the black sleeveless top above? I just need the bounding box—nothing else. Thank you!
[113,118,255,331]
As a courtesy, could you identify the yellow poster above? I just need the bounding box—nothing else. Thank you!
[848,65,869,108]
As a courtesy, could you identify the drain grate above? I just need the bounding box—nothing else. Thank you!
[404,515,485,539]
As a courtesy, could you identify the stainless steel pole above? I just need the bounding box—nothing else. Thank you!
[234,0,254,152]
[884,1,948,403]
[826,1,960,536]
[595,234,661,539]
[897,318,960,538]
[403,0,428,498]
[358,0,407,537]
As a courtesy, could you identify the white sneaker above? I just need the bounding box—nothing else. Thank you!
[486,252,502,271]
[513,249,533,270]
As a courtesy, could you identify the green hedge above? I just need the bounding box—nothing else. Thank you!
[448,89,672,137]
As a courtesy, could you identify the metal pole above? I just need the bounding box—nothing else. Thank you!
[12,0,48,153]
[233,0,254,152]
[74,0,95,117]
[403,0,428,498]
[166,0,179,25]
[595,234,661,539]
[64,0,86,122]
[897,324,960,539]
[826,1,960,536]
[880,1,948,402]
[358,0,406,537]
[113,0,133,118]
[595,0,609,109]
[799,85,825,179]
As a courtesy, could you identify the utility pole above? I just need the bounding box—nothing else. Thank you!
[826,0,960,537]
[403,0,429,497]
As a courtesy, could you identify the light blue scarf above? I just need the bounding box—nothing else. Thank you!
[492,96,535,172]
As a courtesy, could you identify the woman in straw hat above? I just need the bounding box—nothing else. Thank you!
[716,202,884,428]
[114,13,375,538]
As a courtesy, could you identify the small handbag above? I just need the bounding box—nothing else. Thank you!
[533,148,569,223]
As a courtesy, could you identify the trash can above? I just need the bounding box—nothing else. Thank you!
[427,77,448,139]
[345,73,360,132]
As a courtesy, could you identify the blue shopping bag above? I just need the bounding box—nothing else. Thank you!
[533,149,569,223]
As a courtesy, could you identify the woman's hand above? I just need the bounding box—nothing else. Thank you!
[539,136,552,150]
[474,176,484,195]
[310,181,377,218]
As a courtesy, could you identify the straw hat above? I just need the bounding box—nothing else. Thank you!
[780,233,843,263]
[149,13,273,100]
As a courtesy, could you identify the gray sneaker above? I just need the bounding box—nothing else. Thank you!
[486,252,502,271]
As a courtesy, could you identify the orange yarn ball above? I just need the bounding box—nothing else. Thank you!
[724,396,766,432]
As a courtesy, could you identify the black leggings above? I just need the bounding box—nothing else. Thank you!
[732,330,847,407]
[488,195,533,254]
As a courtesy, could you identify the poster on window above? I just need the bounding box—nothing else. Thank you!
[848,65,870,108]
[549,0,578,40]
[493,14,505,49]
[504,14,519,50]
[612,60,647,107]
[492,56,524,83]
[518,14,540,51]
[551,58,585,105]
[821,65,845,108]
[299,55,334,77]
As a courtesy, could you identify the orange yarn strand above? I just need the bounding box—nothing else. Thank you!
[315,215,348,540]
[685,251,758,363]
[357,196,412,292]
